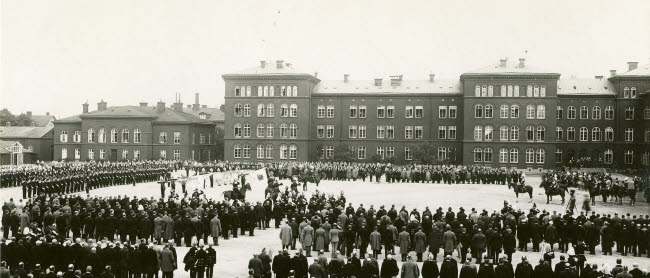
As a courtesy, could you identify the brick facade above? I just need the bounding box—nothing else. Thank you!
[223,60,650,169]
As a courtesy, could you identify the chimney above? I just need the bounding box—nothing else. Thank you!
[390,75,403,86]
[429,74,435,83]
[627,61,638,71]
[46,112,50,116]
[5,122,10,127]
[156,101,166,113]
[285,62,292,68]
[374,78,383,86]
[499,58,507,67]
[594,76,604,80]
[518,58,526,68]
[193,93,200,111]
[97,100,107,111]
[344,74,349,83]
[82,103,89,114]
[139,102,148,107]
[219,104,225,111]
[26,111,32,117]
[609,70,617,77]
[276,60,284,69]
[260,61,266,68]
[314,72,318,78]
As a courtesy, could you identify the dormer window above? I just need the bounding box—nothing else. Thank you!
[199,114,207,120]
[390,75,402,86]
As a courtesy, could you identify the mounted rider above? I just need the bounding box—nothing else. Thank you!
[232,180,242,199]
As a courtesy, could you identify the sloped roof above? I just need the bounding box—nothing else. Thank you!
[181,107,225,123]
[56,105,213,124]
[615,64,650,77]
[0,126,53,139]
[557,79,616,95]
[464,59,559,76]
[223,61,315,77]
[55,115,82,123]
[30,115,55,126]
[314,79,461,94]
[0,140,33,154]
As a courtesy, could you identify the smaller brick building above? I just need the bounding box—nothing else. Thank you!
[53,100,217,162]
[0,126,54,163]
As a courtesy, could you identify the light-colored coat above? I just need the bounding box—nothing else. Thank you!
[159,248,176,272]
[398,231,411,254]
[301,225,314,247]
[210,216,222,237]
[443,230,457,253]
[314,228,326,251]
[370,230,382,251]
[280,225,293,246]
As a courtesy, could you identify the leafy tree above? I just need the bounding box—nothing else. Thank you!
[413,143,437,165]
[333,143,355,162]
[315,144,324,161]
[370,154,383,163]
[0,108,32,126]
[214,127,225,161]
[383,155,397,165]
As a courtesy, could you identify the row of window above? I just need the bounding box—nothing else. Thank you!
[233,123,297,138]
[555,127,636,142]
[317,145,649,165]
[61,130,210,145]
[474,104,545,119]
[320,146,415,161]
[318,105,455,119]
[234,85,298,97]
[622,87,638,98]
[474,126,546,142]
[60,129,143,144]
[557,149,642,165]
[233,144,297,159]
[233,103,298,118]
[556,106,636,120]
[316,125,429,139]
[473,148,547,164]
[60,148,205,161]
[474,85,547,98]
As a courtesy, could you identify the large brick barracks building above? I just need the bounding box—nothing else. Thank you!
[224,59,650,169]
[53,99,218,162]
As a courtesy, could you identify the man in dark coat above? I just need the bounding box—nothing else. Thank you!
[494,258,514,278]
[514,257,534,278]
[421,253,440,278]
[460,261,478,278]
[379,254,399,278]
[247,254,264,278]
[533,259,553,278]
[206,244,216,278]
[272,250,291,278]
[478,258,495,278]
[440,255,459,278]
[289,249,308,278]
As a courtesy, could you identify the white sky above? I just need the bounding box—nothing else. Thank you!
[2,0,649,118]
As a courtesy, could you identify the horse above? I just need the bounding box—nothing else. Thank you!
[294,173,321,190]
[540,179,567,204]
[222,183,252,201]
[508,182,533,201]
[265,185,282,200]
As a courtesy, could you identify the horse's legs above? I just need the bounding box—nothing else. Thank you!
[546,195,550,204]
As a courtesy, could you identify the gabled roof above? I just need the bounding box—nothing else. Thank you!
[463,59,559,76]
[614,64,650,77]
[181,107,225,123]
[0,140,33,154]
[0,126,53,139]
[314,79,461,95]
[30,115,55,126]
